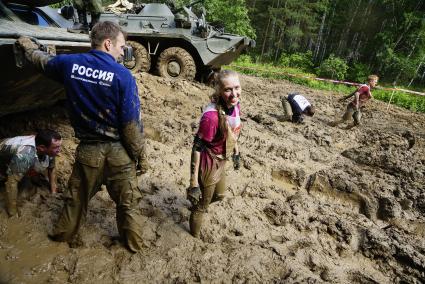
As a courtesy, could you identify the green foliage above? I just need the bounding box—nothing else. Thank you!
[376,46,425,83]
[317,55,348,80]
[50,0,72,8]
[204,0,255,38]
[246,0,425,86]
[347,63,371,83]
[175,0,256,38]
[235,54,253,64]
[373,89,425,113]
[279,51,314,72]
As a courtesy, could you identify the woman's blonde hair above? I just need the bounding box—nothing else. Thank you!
[210,70,239,139]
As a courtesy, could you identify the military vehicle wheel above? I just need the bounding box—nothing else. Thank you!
[156,47,196,80]
[124,41,151,74]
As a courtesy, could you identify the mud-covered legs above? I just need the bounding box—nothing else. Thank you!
[189,176,226,238]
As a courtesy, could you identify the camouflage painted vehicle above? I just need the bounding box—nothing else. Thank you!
[0,0,90,117]
[99,1,255,81]
[0,0,254,116]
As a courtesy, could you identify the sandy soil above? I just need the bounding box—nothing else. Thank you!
[0,73,424,283]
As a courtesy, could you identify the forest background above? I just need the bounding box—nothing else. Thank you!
[54,0,425,111]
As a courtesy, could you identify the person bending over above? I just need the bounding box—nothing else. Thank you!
[281,93,315,123]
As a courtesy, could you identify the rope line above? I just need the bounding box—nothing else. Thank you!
[230,64,425,97]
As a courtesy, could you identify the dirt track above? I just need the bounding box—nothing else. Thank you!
[0,73,424,283]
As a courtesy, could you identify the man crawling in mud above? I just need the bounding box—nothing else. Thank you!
[0,129,62,217]
[331,75,379,127]
[16,21,147,252]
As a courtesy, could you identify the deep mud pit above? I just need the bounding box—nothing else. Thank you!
[0,73,424,283]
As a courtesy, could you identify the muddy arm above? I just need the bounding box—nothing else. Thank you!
[190,135,204,187]
[119,74,145,161]
[340,91,357,101]
[121,122,145,161]
[190,149,201,188]
[48,167,57,193]
[27,50,54,72]
[17,36,54,72]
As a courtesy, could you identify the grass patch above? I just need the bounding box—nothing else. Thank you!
[227,62,425,113]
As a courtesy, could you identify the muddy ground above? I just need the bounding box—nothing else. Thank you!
[0,73,424,283]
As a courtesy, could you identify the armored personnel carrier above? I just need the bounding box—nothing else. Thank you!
[99,0,255,81]
[0,0,254,116]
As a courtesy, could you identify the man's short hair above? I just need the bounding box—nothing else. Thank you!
[90,21,126,49]
[305,105,315,116]
[35,129,61,147]
[368,75,379,82]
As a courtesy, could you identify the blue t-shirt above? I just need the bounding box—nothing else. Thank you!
[45,50,142,141]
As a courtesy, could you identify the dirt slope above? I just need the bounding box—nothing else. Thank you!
[0,73,424,283]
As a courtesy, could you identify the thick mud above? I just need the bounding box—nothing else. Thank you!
[0,73,424,283]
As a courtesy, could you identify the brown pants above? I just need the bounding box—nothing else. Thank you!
[51,141,144,252]
[281,96,293,121]
[342,104,362,125]
[189,157,226,238]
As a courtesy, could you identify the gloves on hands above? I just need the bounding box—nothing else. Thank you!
[232,153,240,170]
[17,36,40,51]
[187,186,201,207]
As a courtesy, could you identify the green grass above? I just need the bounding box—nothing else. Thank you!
[227,61,425,113]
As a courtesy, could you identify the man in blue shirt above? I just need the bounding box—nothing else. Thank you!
[17,21,145,252]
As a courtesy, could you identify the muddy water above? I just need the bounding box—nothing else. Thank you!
[0,213,69,283]
[0,73,424,283]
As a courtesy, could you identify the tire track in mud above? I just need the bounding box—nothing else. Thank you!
[0,73,424,283]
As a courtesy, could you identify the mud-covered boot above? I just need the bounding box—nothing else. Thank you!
[89,13,101,30]
[67,9,89,34]
[4,176,19,217]
[189,211,204,238]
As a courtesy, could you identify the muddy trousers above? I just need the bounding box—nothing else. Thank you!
[2,174,45,216]
[4,175,19,216]
[281,97,293,121]
[51,141,144,252]
[189,176,226,238]
[342,104,362,125]
[73,0,103,13]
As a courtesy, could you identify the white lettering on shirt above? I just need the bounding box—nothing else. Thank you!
[86,67,93,77]
[98,70,107,80]
[71,64,114,83]
[71,64,79,73]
